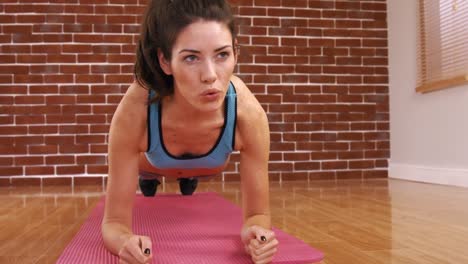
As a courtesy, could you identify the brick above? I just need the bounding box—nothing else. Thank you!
[56,165,85,175]
[29,145,58,154]
[91,65,120,74]
[15,136,45,145]
[25,166,54,175]
[230,0,254,5]
[77,155,106,165]
[60,65,90,74]
[59,125,89,134]
[294,162,320,170]
[43,34,73,43]
[46,14,76,23]
[324,142,349,151]
[283,56,308,64]
[15,156,44,166]
[268,46,294,55]
[46,155,75,165]
[267,7,293,16]
[351,142,375,150]
[87,165,108,174]
[365,150,390,159]
[76,135,106,144]
[240,26,267,35]
[28,125,58,134]
[47,54,76,63]
[338,150,364,160]
[77,114,106,124]
[281,38,308,46]
[60,85,89,94]
[33,24,62,33]
[93,24,122,33]
[92,105,117,114]
[15,115,45,124]
[91,85,122,94]
[0,116,14,125]
[77,95,106,104]
[252,37,279,45]
[103,35,133,43]
[61,104,91,114]
[59,144,89,154]
[282,75,308,83]
[90,144,108,153]
[321,161,347,170]
[107,15,137,24]
[74,176,103,185]
[349,160,374,169]
[254,75,281,84]
[45,75,74,84]
[0,157,13,166]
[42,177,73,186]
[44,135,75,144]
[106,75,133,84]
[268,27,295,36]
[10,178,41,187]
[376,160,388,168]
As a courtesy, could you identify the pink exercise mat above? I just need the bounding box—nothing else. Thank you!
[57,192,323,264]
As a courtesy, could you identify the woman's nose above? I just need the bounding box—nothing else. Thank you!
[201,61,217,84]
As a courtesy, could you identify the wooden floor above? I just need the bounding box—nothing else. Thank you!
[1,178,468,264]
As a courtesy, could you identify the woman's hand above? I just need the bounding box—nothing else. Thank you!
[241,225,279,264]
[118,235,153,264]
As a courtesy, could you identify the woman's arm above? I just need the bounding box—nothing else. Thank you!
[102,83,152,263]
[102,119,139,253]
[239,102,271,229]
[234,76,278,263]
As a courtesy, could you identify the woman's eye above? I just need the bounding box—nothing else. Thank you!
[217,52,230,59]
[184,55,198,63]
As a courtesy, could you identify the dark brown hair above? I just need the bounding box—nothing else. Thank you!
[134,0,237,101]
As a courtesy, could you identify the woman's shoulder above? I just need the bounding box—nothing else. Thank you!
[109,81,149,151]
[113,81,149,121]
[230,75,266,122]
[230,75,269,150]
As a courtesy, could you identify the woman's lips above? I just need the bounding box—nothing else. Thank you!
[201,89,221,101]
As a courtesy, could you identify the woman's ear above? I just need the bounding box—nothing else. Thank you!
[157,49,172,75]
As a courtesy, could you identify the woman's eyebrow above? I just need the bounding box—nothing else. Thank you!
[214,45,231,52]
[178,45,232,54]
[179,49,200,54]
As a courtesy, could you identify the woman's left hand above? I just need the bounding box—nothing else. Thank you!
[241,225,279,264]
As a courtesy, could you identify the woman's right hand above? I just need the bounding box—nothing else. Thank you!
[118,235,153,264]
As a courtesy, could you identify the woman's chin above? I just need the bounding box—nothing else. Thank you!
[196,100,223,113]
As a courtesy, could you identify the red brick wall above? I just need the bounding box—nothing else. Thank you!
[0,0,389,185]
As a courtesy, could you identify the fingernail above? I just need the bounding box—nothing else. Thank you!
[144,248,151,255]
[260,236,267,242]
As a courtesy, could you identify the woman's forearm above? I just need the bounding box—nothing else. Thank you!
[101,221,134,255]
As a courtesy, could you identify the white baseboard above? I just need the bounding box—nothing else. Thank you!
[389,162,468,188]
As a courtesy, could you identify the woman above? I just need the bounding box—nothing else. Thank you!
[102,0,279,263]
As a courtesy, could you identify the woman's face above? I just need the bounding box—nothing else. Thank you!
[159,20,237,112]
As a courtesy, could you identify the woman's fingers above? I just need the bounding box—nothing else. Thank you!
[244,227,279,264]
[119,235,152,264]
[250,243,277,264]
[140,236,153,257]
[250,237,279,256]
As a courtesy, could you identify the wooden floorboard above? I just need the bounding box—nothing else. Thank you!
[1,178,468,264]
